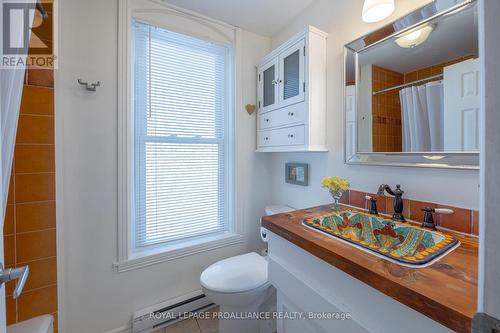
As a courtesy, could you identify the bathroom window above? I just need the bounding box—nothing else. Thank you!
[131,20,233,253]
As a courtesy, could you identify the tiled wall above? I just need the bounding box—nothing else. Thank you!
[403,55,476,84]
[340,189,479,236]
[371,65,403,152]
[3,70,57,326]
[3,2,57,328]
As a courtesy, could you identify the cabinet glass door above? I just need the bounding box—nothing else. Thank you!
[279,39,305,108]
[259,59,279,113]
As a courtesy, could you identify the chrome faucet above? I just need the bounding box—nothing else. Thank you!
[378,184,406,222]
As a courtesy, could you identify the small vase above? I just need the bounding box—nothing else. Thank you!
[330,191,343,211]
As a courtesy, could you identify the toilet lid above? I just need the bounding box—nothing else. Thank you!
[265,205,295,215]
[200,252,268,293]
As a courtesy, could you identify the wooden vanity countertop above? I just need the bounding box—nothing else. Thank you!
[261,204,478,333]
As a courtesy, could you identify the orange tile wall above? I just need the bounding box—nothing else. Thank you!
[404,54,477,83]
[4,70,57,328]
[3,3,57,328]
[371,65,403,152]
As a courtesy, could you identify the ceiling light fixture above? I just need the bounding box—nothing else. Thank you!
[362,0,395,23]
[395,24,434,48]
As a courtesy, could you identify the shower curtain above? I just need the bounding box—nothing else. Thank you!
[0,5,30,221]
[0,67,25,220]
[399,81,444,152]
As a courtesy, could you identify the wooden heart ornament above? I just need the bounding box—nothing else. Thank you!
[245,104,256,115]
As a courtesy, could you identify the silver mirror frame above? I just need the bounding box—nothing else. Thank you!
[344,0,479,170]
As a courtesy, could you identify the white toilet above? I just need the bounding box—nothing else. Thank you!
[200,205,294,333]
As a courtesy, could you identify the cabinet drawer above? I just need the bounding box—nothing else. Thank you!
[259,107,304,130]
[258,125,305,147]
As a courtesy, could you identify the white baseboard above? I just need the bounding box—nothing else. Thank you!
[105,289,212,333]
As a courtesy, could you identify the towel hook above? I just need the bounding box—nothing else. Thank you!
[77,79,101,91]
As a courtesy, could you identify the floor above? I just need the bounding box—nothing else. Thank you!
[152,307,219,333]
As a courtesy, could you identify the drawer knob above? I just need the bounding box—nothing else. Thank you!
[288,112,294,116]
[265,119,269,122]
[265,137,269,140]
[288,134,294,138]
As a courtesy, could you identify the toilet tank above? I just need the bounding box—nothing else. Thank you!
[265,205,295,215]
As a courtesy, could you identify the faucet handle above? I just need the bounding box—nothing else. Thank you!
[377,185,386,196]
[434,208,454,215]
[421,207,437,230]
[365,195,378,215]
[421,207,454,230]
[0,264,29,299]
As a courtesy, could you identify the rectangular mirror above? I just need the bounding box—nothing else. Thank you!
[344,0,479,169]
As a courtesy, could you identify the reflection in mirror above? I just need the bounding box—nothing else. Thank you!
[347,0,479,157]
[345,49,356,159]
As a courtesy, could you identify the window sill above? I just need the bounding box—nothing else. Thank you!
[113,233,244,273]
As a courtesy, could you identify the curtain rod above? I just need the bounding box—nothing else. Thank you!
[372,73,443,95]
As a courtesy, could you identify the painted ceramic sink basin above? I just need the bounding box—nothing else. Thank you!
[303,209,459,267]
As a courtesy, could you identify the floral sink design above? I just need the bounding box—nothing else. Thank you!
[303,209,459,267]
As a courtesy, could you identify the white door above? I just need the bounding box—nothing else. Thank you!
[345,85,356,159]
[278,39,305,108]
[258,58,280,114]
[443,58,480,151]
[277,292,323,333]
[357,65,372,152]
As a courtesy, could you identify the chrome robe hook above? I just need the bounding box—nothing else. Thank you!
[77,79,101,91]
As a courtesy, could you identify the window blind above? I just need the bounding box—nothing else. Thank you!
[283,50,300,100]
[133,20,230,249]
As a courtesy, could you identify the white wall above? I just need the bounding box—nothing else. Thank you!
[269,0,480,210]
[478,0,500,319]
[55,1,271,332]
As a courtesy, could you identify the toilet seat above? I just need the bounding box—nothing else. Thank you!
[200,252,268,293]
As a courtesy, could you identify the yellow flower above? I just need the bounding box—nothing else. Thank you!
[321,176,350,193]
[321,176,332,188]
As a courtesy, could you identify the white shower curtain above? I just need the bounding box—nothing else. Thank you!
[0,68,25,219]
[399,81,444,152]
[0,4,30,221]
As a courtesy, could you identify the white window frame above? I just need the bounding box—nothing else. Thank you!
[115,0,243,272]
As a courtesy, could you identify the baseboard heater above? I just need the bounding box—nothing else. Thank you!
[132,290,214,333]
